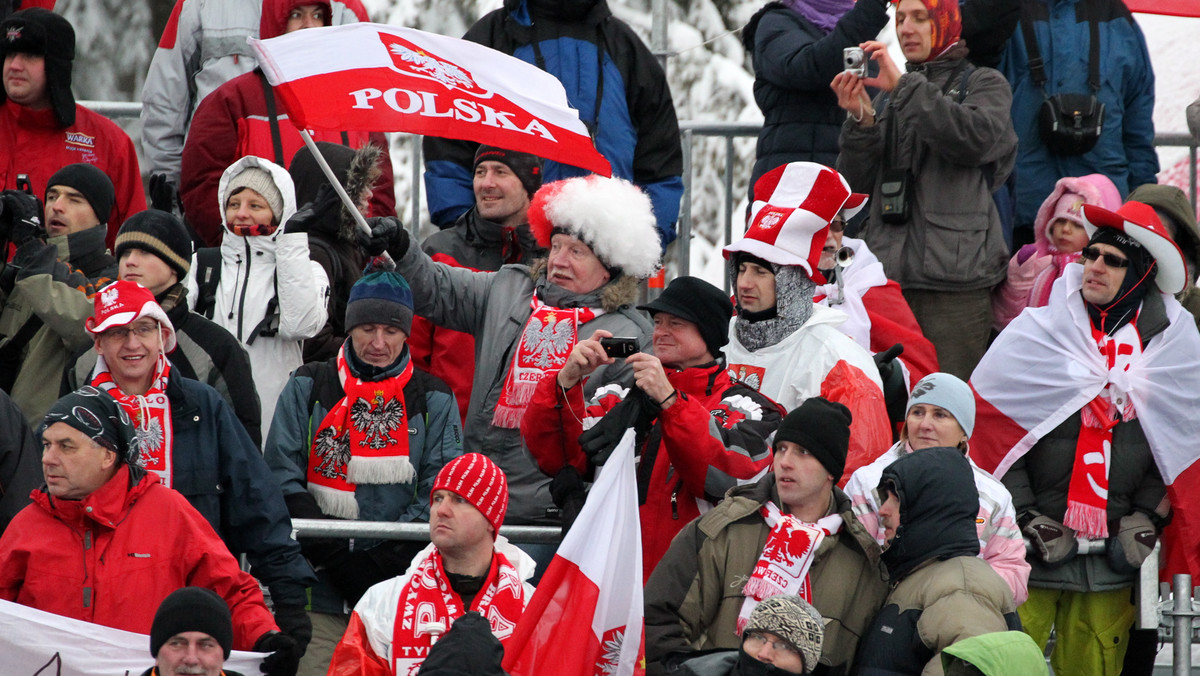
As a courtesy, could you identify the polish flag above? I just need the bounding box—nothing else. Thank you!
[249,23,611,176]
[1126,0,1200,16]
[503,430,644,676]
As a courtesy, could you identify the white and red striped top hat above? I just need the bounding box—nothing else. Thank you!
[1080,201,1187,295]
[724,162,856,284]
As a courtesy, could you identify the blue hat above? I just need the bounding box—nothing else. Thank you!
[906,373,975,438]
[345,271,414,334]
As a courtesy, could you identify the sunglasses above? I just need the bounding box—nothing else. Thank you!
[830,218,846,233]
[1079,246,1130,269]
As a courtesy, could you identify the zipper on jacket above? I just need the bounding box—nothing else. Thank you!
[671,485,680,520]
[234,240,253,340]
[82,529,93,608]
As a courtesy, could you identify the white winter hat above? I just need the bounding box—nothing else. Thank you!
[528,175,661,280]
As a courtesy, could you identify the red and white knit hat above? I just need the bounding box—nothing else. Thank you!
[1080,201,1187,295]
[432,453,509,537]
[724,162,856,284]
[85,280,177,351]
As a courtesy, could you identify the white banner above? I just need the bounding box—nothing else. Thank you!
[0,599,265,675]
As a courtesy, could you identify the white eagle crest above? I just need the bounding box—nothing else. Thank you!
[132,418,164,466]
[350,394,406,449]
[313,426,350,480]
[522,316,574,369]
[389,43,475,90]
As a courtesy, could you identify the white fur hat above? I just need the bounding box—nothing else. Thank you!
[528,175,661,280]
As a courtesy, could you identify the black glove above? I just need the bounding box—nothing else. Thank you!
[255,631,301,676]
[285,183,341,235]
[1020,511,1078,567]
[578,389,657,466]
[0,190,42,245]
[1106,512,1159,575]
[271,604,312,656]
[359,216,408,258]
[549,466,587,536]
[873,343,907,425]
[148,174,182,217]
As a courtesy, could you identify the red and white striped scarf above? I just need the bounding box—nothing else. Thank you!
[91,354,174,487]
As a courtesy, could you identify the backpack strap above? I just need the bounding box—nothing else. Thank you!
[245,271,281,346]
[193,247,222,319]
[1020,4,1100,94]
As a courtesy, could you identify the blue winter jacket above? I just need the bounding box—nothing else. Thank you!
[1000,0,1158,231]
[166,373,317,608]
[422,0,684,247]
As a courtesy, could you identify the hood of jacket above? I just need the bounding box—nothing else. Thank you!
[33,465,156,531]
[290,141,383,243]
[879,446,979,582]
[416,612,508,676]
[218,155,299,249]
[941,631,1049,675]
[1032,174,1121,256]
[505,0,609,24]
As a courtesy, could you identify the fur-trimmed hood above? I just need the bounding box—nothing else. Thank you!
[290,141,383,243]
[530,258,640,313]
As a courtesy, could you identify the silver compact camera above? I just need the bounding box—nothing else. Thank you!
[843,47,867,78]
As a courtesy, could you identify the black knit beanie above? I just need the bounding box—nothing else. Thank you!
[150,587,233,659]
[0,8,75,127]
[773,397,852,482]
[46,163,114,227]
[638,276,732,359]
[114,210,194,281]
[474,145,544,197]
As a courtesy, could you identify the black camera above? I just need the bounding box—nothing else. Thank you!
[600,337,638,358]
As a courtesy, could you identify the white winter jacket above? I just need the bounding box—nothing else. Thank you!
[184,156,329,441]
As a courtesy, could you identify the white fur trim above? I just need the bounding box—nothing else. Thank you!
[545,176,661,279]
[346,455,417,485]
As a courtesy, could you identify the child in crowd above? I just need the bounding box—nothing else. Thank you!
[992,174,1121,330]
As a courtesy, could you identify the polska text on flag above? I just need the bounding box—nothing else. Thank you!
[503,429,644,676]
[249,23,611,177]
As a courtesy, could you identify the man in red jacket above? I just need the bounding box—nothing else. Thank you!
[180,0,393,246]
[0,387,301,675]
[0,8,145,248]
[522,275,784,579]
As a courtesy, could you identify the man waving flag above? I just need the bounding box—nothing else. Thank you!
[249,23,611,176]
[504,430,645,676]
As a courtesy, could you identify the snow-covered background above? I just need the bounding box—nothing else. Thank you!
[51,0,1199,287]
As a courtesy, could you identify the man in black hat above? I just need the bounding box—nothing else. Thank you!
[644,396,888,676]
[145,587,244,676]
[0,163,117,427]
[522,275,784,580]
[0,8,146,245]
[409,144,545,425]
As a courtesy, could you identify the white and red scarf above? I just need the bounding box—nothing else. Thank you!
[391,549,526,676]
[737,501,842,634]
[307,345,415,519]
[491,298,600,429]
[971,265,1200,569]
[91,353,174,487]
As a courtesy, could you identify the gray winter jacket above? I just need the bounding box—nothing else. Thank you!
[395,243,652,524]
[838,54,1017,292]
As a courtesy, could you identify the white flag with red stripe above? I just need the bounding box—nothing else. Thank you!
[249,23,611,176]
[970,266,1200,576]
[503,430,644,676]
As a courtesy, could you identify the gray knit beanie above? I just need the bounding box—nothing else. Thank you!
[744,595,824,674]
[906,372,975,438]
[225,167,284,221]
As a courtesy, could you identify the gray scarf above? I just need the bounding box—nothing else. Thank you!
[734,266,815,352]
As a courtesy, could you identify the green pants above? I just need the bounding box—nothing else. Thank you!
[1018,587,1135,676]
[901,287,992,381]
[297,611,350,676]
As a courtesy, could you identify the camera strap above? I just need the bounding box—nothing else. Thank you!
[1019,3,1100,96]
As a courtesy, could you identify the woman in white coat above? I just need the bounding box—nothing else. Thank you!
[186,155,329,442]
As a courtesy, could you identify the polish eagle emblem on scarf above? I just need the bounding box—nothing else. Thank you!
[313,426,351,480]
[351,393,406,449]
[522,314,574,369]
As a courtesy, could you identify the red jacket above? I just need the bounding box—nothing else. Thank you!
[0,100,146,247]
[522,362,783,580]
[860,280,939,383]
[0,466,277,650]
[179,0,391,246]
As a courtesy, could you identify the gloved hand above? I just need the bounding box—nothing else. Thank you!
[1020,511,1079,567]
[148,174,182,216]
[0,190,43,245]
[1106,512,1159,575]
[285,183,340,235]
[578,389,657,466]
[255,631,302,676]
[359,216,408,258]
[549,466,587,536]
[872,343,907,425]
[271,604,312,656]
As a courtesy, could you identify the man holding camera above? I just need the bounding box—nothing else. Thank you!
[0,163,116,427]
[521,275,784,579]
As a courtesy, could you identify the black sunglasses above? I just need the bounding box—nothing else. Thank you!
[1079,246,1131,269]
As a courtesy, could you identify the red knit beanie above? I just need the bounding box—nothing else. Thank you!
[432,453,509,537]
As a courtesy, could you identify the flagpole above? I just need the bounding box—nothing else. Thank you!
[298,129,395,264]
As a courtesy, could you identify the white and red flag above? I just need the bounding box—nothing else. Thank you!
[969,266,1200,577]
[503,429,644,676]
[249,23,611,176]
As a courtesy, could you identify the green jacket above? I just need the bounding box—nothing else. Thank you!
[644,475,887,676]
[941,631,1048,676]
